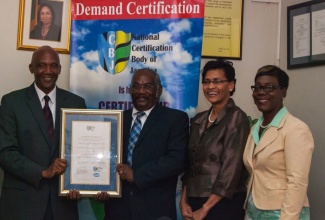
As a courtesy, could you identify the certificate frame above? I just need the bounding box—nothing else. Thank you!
[201,0,244,59]
[59,109,123,197]
[17,0,71,54]
[287,0,325,69]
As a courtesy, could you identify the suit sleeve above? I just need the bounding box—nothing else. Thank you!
[280,121,314,220]
[74,96,86,109]
[0,95,45,189]
[211,110,250,199]
[133,111,189,189]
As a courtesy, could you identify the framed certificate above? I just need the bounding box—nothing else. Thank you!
[201,0,244,59]
[288,0,325,69]
[59,109,123,197]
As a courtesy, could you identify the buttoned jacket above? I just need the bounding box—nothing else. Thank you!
[183,99,250,199]
[0,84,86,220]
[105,105,189,220]
[243,112,314,220]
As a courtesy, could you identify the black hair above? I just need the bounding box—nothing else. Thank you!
[255,65,289,89]
[37,3,56,24]
[201,59,236,96]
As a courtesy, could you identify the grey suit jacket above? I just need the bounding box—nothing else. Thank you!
[0,84,86,220]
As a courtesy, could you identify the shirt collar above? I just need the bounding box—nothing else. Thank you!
[34,83,56,104]
[132,105,155,118]
[253,106,288,144]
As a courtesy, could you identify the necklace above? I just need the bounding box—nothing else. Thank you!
[208,110,216,123]
[42,27,49,36]
[260,120,269,129]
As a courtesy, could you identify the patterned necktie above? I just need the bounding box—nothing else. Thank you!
[127,112,145,166]
[43,95,54,138]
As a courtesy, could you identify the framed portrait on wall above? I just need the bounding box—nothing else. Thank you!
[17,0,71,54]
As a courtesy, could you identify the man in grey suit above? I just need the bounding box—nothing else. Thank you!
[0,46,86,220]
[104,68,189,220]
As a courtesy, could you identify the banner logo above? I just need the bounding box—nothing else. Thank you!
[98,30,131,74]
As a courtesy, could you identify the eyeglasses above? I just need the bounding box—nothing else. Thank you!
[131,83,156,92]
[202,79,228,86]
[251,85,283,92]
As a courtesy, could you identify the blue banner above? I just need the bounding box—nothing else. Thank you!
[70,0,205,219]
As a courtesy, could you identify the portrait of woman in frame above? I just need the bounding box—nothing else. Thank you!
[29,1,63,42]
[17,0,71,54]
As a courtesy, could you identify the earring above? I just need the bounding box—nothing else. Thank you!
[282,97,285,105]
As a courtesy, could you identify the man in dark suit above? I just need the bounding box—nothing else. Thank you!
[104,68,189,220]
[0,46,86,220]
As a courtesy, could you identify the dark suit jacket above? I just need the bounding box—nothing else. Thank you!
[0,84,86,220]
[105,105,189,220]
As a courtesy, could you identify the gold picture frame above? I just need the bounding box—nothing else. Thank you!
[17,0,71,54]
[59,109,123,197]
[201,0,244,59]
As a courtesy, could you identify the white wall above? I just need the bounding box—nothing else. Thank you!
[0,1,71,96]
[280,1,325,219]
[1,0,323,219]
[198,1,279,119]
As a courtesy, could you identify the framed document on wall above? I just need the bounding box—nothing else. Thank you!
[201,0,244,59]
[288,0,325,69]
[59,109,123,197]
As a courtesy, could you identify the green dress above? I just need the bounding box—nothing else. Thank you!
[246,192,310,220]
[246,107,310,220]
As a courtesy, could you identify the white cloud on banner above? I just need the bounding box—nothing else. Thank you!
[71,27,91,41]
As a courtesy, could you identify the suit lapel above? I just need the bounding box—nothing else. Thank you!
[124,110,133,143]
[192,111,208,138]
[55,88,64,139]
[253,127,278,156]
[124,110,133,162]
[245,133,255,168]
[190,99,236,142]
[208,99,236,127]
[52,88,67,157]
[26,85,53,148]
[253,114,288,157]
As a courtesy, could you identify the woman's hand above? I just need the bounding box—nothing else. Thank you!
[180,200,193,220]
[180,186,193,220]
[193,193,223,220]
[192,207,208,220]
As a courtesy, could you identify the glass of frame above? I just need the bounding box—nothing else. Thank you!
[201,0,244,59]
[17,0,71,54]
[287,1,325,69]
[59,109,123,197]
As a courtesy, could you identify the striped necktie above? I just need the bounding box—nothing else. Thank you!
[127,112,145,166]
